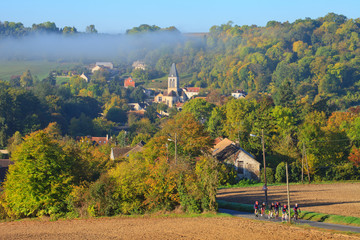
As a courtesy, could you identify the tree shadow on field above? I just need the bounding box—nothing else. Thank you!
[299,200,360,208]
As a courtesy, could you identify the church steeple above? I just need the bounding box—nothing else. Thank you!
[168,63,179,94]
[169,63,179,78]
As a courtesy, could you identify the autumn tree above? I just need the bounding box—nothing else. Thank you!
[19,70,33,87]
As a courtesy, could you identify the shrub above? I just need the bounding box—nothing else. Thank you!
[86,175,118,217]
[178,156,219,213]
[334,162,359,180]
[217,163,237,185]
[0,194,9,220]
[143,158,179,212]
[261,167,274,184]
[290,162,302,182]
[275,162,286,183]
[66,185,90,218]
[108,158,147,214]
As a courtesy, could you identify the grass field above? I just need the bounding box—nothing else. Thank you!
[0,61,78,81]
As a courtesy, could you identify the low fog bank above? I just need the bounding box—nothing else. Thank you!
[0,32,186,61]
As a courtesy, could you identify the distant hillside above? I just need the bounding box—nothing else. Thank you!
[2,13,360,110]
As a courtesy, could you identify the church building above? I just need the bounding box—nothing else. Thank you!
[154,63,188,107]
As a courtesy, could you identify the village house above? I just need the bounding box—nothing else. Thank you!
[132,61,147,70]
[124,77,136,88]
[95,62,113,69]
[183,87,200,99]
[91,62,114,73]
[211,138,260,180]
[91,65,104,73]
[231,89,247,99]
[110,141,146,160]
[128,103,147,111]
[80,72,90,82]
[77,135,110,145]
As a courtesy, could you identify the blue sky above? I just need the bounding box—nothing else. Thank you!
[1,0,359,33]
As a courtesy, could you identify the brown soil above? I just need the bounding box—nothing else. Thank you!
[217,182,360,217]
[0,216,359,240]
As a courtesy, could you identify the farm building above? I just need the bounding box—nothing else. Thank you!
[124,77,136,88]
[110,141,146,160]
[212,138,260,180]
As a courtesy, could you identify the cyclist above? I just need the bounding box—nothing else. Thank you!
[293,203,301,221]
[269,202,275,219]
[261,202,266,216]
[282,204,288,222]
[274,202,281,219]
[254,201,259,217]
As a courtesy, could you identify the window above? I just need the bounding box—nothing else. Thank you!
[237,161,244,174]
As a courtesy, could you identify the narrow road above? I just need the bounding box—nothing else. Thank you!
[219,208,360,233]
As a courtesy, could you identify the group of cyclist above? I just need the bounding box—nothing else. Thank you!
[254,201,301,221]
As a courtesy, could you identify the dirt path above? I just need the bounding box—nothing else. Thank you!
[217,182,360,217]
[0,216,359,240]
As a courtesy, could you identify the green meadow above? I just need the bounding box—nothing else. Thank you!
[0,60,77,81]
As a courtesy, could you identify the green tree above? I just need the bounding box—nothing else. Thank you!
[106,107,127,123]
[207,106,226,138]
[62,26,77,35]
[3,131,74,217]
[182,98,215,126]
[86,25,97,33]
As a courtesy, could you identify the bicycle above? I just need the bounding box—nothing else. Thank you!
[282,212,288,222]
[275,209,279,219]
[268,209,275,219]
[292,210,301,222]
[261,207,265,217]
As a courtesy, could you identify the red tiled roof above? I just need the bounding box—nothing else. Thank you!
[176,102,184,108]
[185,87,200,92]
[213,137,223,145]
[91,137,108,145]
[124,77,135,87]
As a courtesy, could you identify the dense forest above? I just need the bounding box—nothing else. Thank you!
[1,13,360,220]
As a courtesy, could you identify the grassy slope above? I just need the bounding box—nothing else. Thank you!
[143,73,193,89]
[0,61,78,81]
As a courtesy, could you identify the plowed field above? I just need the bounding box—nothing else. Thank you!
[0,216,359,240]
[217,182,360,217]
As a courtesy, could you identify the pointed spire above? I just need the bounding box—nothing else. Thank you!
[168,63,178,78]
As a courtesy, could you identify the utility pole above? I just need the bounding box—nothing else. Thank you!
[286,162,291,223]
[166,143,169,163]
[304,143,311,183]
[262,129,268,205]
[175,133,177,165]
[302,143,305,184]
